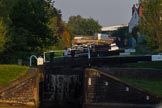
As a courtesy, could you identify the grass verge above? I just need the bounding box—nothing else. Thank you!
[125,61,162,70]
[121,77,162,97]
[0,65,29,86]
[121,61,162,96]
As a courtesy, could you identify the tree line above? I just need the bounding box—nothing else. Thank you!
[0,0,101,64]
[139,0,162,52]
[0,0,70,64]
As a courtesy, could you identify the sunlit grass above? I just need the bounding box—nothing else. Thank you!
[122,61,162,96]
[0,65,29,86]
[121,77,162,96]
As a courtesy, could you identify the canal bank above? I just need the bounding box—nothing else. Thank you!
[0,68,43,108]
[39,63,162,108]
[0,66,161,108]
[97,67,162,97]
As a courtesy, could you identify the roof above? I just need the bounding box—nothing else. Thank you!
[101,24,128,31]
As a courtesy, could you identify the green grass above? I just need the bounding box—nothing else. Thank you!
[119,61,162,97]
[0,65,29,86]
[121,78,162,96]
[125,61,162,70]
[121,61,162,96]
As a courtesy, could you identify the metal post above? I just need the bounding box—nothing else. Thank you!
[30,55,37,67]
[50,51,54,63]
[88,47,91,59]
[88,47,91,67]
[43,52,46,63]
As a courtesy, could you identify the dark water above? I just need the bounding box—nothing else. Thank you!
[39,74,82,108]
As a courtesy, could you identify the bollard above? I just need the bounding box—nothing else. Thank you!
[71,50,75,57]
[50,51,54,63]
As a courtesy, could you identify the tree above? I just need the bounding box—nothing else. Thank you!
[9,0,52,51]
[111,26,129,48]
[140,0,162,51]
[0,0,64,63]
[0,0,15,21]
[112,26,128,38]
[9,0,64,50]
[86,18,102,35]
[67,15,102,36]
[0,18,7,52]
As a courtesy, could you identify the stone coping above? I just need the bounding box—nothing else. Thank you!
[0,102,35,108]
[0,68,39,94]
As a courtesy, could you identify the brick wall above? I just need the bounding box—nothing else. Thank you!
[84,68,161,107]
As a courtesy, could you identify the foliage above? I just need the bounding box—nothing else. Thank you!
[67,15,102,36]
[0,0,66,64]
[135,44,149,54]
[131,26,140,38]
[111,26,129,48]
[58,28,71,49]
[140,0,162,51]
[111,26,128,38]
[0,19,7,53]
[0,0,14,18]
[8,0,55,52]
[0,65,29,85]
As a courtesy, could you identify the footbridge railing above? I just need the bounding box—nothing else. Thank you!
[30,47,162,68]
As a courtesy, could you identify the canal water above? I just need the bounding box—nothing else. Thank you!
[39,74,82,108]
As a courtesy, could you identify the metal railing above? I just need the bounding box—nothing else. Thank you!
[29,55,38,67]
[43,48,91,63]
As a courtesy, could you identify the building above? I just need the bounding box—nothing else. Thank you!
[128,4,142,33]
[101,24,128,36]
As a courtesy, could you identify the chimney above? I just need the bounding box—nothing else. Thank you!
[132,4,136,16]
[138,5,143,17]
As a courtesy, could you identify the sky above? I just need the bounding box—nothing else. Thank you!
[54,0,139,27]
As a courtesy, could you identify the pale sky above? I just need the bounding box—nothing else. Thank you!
[54,0,139,27]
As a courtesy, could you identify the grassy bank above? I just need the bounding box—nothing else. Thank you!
[121,78,162,97]
[121,61,162,97]
[0,65,29,86]
[125,61,162,70]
